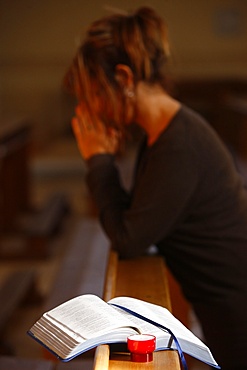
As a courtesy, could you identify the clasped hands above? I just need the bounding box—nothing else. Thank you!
[72,105,121,160]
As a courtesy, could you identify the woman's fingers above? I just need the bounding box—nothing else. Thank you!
[71,116,81,136]
[74,105,94,132]
[71,103,122,159]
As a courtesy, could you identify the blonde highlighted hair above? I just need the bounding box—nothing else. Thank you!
[64,6,170,129]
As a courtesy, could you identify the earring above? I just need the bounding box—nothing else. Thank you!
[124,89,134,98]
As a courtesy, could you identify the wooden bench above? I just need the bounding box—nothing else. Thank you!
[26,193,69,238]
[49,218,181,369]
[0,251,180,369]
[0,191,69,259]
[39,218,109,367]
[0,356,93,370]
[93,251,181,370]
[26,217,180,369]
[0,356,54,370]
[0,120,31,234]
[0,269,38,354]
[44,218,110,312]
[0,119,69,260]
[18,192,70,259]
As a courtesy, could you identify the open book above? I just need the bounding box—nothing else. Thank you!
[28,294,220,368]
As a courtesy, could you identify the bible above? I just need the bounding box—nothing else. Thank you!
[28,294,220,368]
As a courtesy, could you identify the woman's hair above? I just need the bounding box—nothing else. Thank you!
[64,6,170,129]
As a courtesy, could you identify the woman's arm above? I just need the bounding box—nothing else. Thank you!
[87,143,198,259]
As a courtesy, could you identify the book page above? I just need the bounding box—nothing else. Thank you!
[46,294,137,339]
[108,304,170,342]
[108,296,219,367]
[108,296,202,344]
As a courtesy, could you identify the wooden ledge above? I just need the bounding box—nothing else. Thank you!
[94,345,180,370]
[94,251,181,369]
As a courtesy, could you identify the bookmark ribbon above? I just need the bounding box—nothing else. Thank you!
[110,303,188,370]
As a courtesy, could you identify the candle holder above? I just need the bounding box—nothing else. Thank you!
[127,334,156,363]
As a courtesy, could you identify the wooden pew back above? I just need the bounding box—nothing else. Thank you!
[94,251,181,370]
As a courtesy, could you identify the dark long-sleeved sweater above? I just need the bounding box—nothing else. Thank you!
[87,105,247,303]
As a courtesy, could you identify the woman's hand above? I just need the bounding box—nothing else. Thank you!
[71,105,121,160]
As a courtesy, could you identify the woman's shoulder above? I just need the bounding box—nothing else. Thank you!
[168,104,223,147]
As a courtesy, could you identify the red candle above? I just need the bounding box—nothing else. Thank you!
[127,334,156,362]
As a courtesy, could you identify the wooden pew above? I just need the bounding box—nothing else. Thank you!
[41,218,109,367]
[39,218,180,368]
[0,269,38,354]
[0,120,31,236]
[0,356,54,370]
[19,192,70,259]
[93,251,181,370]
[44,218,110,312]
[0,119,69,259]
[31,217,180,369]
[0,356,93,370]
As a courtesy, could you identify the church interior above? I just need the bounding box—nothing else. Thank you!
[0,1,247,369]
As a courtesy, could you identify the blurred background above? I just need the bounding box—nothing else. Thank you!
[0,1,247,369]
[1,0,247,145]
